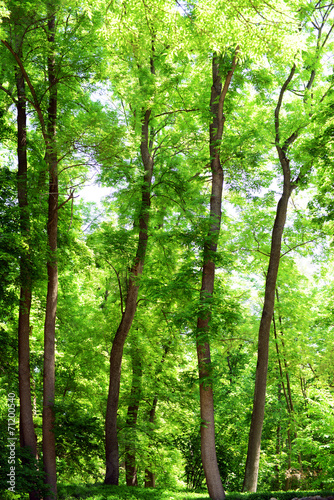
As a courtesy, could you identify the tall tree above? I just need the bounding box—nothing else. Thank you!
[0,5,41,498]
[42,6,58,498]
[195,50,238,500]
[243,2,334,490]
[104,88,154,486]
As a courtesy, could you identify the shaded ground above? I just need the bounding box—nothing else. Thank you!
[57,485,334,500]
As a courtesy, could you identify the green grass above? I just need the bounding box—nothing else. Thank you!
[57,484,334,500]
[57,484,210,500]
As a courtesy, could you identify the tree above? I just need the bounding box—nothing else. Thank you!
[195,50,238,500]
[243,2,334,490]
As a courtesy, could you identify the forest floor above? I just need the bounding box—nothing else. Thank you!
[57,484,209,499]
[57,484,334,500]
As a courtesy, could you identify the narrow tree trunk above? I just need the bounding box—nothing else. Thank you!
[274,294,302,477]
[242,65,298,493]
[105,109,153,485]
[145,396,158,488]
[125,349,142,486]
[144,341,170,488]
[196,52,238,500]
[16,67,39,500]
[42,12,58,500]
[275,382,281,490]
[242,185,291,492]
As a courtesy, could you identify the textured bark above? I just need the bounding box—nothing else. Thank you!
[125,349,142,487]
[104,109,153,485]
[42,12,58,500]
[196,52,238,500]
[243,65,299,493]
[16,66,39,500]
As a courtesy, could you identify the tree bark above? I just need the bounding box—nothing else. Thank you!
[145,396,158,488]
[16,64,39,500]
[196,51,238,500]
[104,109,153,485]
[42,11,58,500]
[125,348,142,487]
[242,65,298,493]
[242,181,292,492]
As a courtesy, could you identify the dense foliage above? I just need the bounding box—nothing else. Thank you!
[1,0,334,499]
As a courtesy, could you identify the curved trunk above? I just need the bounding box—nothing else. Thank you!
[243,161,294,492]
[242,61,301,492]
[242,185,291,492]
[42,12,58,500]
[196,52,238,500]
[104,110,153,485]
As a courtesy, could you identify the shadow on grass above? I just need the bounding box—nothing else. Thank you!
[57,483,210,500]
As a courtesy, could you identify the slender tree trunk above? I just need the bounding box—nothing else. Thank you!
[16,67,39,500]
[144,340,171,488]
[125,348,142,487]
[274,295,302,477]
[242,65,299,493]
[275,382,281,490]
[145,396,158,488]
[196,52,238,500]
[42,12,58,500]
[242,184,292,492]
[105,109,153,485]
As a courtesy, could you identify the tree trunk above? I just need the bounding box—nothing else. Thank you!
[273,294,302,479]
[145,396,158,488]
[196,52,238,500]
[242,185,292,492]
[42,12,58,500]
[242,63,300,492]
[144,341,170,488]
[125,348,142,487]
[16,67,39,500]
[104,109,153,485]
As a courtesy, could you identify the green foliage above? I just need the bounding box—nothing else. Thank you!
[54,400,104,481]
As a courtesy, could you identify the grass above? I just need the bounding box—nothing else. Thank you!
[57,484,210,500]
[57,484,334,500]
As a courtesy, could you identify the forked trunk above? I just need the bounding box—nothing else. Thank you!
[196,52,238,500]
[243,64,299,492]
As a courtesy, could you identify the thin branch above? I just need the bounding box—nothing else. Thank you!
[1,40,46,137]
[105,259,124,315]
[274,64,296,146]
[154,108,200,118]
[280,238,317,258]
[0,84,16,104]
[217,46,239,139]
[57,189,75,211]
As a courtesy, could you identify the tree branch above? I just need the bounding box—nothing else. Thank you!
[274,64,296,146]
[1,39,46,137]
